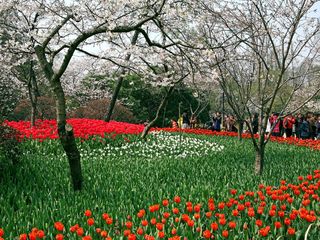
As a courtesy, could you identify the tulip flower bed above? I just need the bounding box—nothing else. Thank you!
[1,168,319,240]
[4,119,144,140]
[0,119,319,239]
[4,119,320,150]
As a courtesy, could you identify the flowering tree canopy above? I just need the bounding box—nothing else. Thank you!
[0,0,216,190]
[199,0,320,174]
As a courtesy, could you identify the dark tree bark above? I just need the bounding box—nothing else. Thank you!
[35,45,83,191]
[28,61,39,127]
[104,74,125,122]
[254,145,265,175]
[237,120,243,141]
[52,81,83,190]
[59,123,82,190]
[254,134,266,175]
[30,96,37,127]
[162,104,167,127]
[27,82,37,127]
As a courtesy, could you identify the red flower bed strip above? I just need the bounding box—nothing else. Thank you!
[4,119,144,140]
[4,119,320,150]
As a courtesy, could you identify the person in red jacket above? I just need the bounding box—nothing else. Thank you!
[283,114,295,137]
[269,113,281,137]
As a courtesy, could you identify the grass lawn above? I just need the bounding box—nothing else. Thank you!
[0,132,319,239]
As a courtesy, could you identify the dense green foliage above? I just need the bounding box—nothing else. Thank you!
[102,74,211,125]
[0,134,319,238]
[0,124,21,170]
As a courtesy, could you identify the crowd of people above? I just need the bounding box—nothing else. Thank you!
[170,111,320,140]
[264,112,320,140]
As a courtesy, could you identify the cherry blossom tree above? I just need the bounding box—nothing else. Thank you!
[0,0,195,190]
[201,0,320,174]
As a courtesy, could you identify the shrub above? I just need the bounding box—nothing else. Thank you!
[0,123,21,171]
[13,96,56,120]
[69,98,137,123]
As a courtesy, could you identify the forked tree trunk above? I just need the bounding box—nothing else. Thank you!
[141,86,174,139]
[52,80,83,190]
[36,44,83,191]
[105,31,139,122]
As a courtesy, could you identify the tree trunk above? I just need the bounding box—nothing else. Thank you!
[28,82,37,127]
[28,61,39,127]
[105,31,139,122]
[53,81,83,191]
[254,139,265,175]
[30,98,37,127]
[141,119,156,139]
[30,83,38,127]
[162,104,167,127]
[238,121,243,141]
[141,86,174,139]
[254,149,264,175]
[59,123,82,191]
[35,44,83,191]
[104,75,124,122]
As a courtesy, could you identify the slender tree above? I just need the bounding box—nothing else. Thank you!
[202,0,320,174]
[0,0,180,190]
[104,31,139,122]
